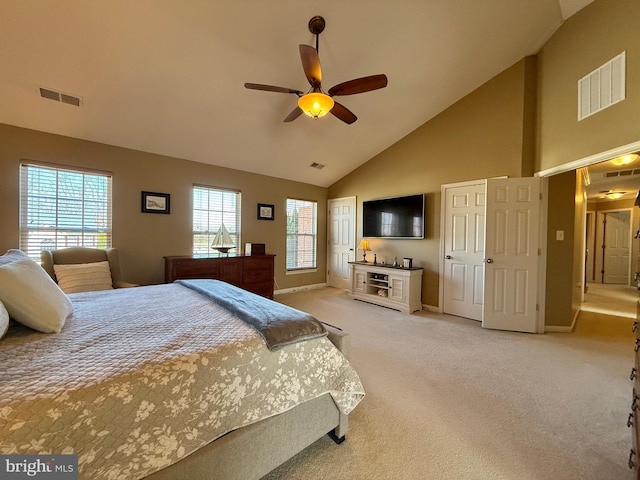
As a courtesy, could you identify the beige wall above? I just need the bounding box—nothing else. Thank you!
[537,0,640,170]
[329,58,536,307]
[0,124,327,288]
[545,171,577,327]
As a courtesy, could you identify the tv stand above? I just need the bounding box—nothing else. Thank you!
[349,262,423,313]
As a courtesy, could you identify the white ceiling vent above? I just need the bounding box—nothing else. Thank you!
[578,52,625,121]
[39,87,82,107]
[604,168,640,178]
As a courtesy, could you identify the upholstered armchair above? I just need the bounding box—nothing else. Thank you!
[41,247,137,291]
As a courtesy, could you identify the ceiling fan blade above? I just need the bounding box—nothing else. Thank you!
[283,107,303,122]
[328,74,388,96]
[299,44,322,87]
[244,83,303,95]
[330,102,357,125]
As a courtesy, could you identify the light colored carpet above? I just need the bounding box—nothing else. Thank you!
[264,285,636,480]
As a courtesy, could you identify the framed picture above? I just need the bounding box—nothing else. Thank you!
[141,191,170,214]
[257,203,274,220]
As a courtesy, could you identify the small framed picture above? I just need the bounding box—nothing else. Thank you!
[141,191,170,214]
[257,203,274,220]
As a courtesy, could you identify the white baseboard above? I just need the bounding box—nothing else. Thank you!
[544,309,578,333]
[545,325,573,333]
[421,304,440,312]
[274,283,328,295]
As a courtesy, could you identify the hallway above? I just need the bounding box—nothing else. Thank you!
[583,282,638,319]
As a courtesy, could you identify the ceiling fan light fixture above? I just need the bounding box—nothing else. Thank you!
[601,190,626,200]
[298,92,334,118]
[611,153,639,166]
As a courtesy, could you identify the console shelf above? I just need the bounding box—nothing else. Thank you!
[349,262,423,313]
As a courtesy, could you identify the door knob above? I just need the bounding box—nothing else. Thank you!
[485,258,493,264]
[445,255,452,259]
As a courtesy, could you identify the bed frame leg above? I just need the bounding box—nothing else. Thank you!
[328,412,348,444]
[328,430,345,444]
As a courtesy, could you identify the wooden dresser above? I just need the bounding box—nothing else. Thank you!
[164,254,275,298]
[630,300,640,477]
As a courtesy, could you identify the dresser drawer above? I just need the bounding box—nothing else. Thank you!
[164,254,275,297]
[243,268,272,284]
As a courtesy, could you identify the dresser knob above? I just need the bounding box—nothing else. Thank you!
[629,449,636,470]
[634,321,639,333]
[629,412,635,428]
[632,368,638,381]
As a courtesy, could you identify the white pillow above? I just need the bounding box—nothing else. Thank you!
[0,258,73,333]
[54,261,113,294]
[0,300,9,340]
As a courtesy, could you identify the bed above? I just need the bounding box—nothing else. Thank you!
[0,250,364,479]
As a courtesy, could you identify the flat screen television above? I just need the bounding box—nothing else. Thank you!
[362,194,425,239]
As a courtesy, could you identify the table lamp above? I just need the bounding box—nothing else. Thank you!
[357,239,371,262]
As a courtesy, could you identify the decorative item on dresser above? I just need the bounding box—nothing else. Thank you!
[349,261,423,313]
[629,300,640,477]
[164,254,275,298]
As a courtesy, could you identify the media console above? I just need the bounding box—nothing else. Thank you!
[349,262,423,313]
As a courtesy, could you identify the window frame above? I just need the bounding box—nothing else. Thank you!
[19,161,113,262]
[192,184,242,256]
[285,197,318,273]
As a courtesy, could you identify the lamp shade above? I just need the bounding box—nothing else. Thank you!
[357,239,371,252]
[298,92,334,118]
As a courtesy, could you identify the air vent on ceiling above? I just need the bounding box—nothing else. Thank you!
[604,169,640,178]
[39,87,82,107]
[309,162,325,169]
[578,52,625,121]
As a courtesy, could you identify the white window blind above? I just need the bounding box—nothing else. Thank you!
[20,163,112,261]
[286,198,317,270]
[193,185,241,256]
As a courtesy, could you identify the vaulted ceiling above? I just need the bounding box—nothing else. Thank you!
[0,1,593,187]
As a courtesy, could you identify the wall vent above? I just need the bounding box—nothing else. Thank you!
[39,86,82,107]
[578,52,625,121]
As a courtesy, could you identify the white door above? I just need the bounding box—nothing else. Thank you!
[483,177,541,333]
[603,210,631,284]
[327,197,356,289]
[442,182,486,321]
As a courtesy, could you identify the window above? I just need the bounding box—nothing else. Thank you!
[20,163,112,261]
[286,198,317,271]
[193,185,241,256]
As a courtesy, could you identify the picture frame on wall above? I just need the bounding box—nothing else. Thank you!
[141,191,170,214]
[257,203,274,220]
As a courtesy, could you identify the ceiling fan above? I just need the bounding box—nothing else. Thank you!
[244,16,388,125]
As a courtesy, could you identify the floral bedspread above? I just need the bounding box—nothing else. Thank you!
[0,283,364,479]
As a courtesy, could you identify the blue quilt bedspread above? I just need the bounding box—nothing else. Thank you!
[176,279,327,351]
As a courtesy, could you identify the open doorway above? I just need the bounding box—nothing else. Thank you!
[582,151,640,311]
[539,142,640,323]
